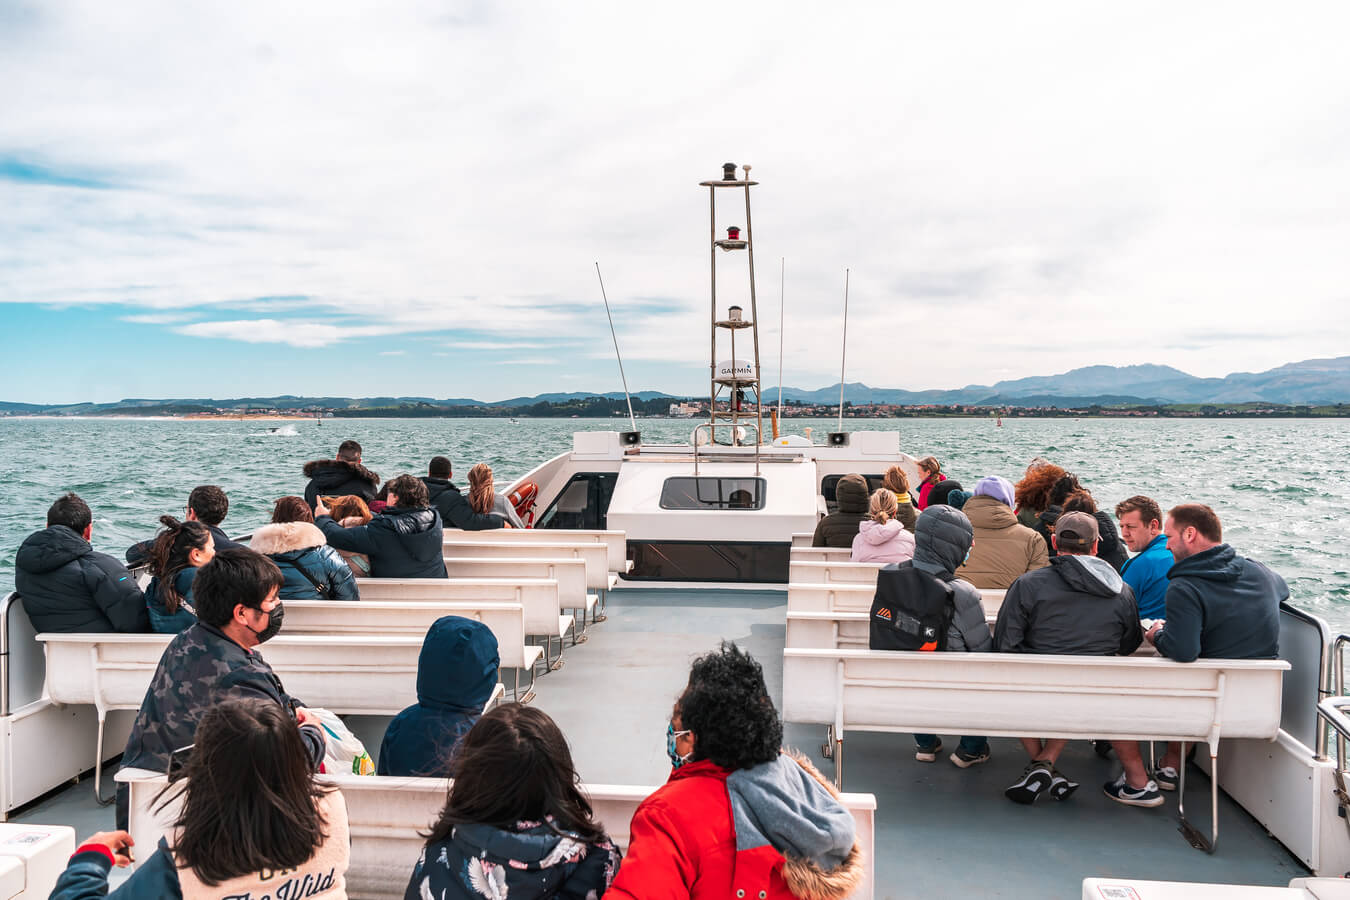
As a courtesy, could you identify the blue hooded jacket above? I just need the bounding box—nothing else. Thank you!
[1120,533,1171,619]
[378,616,500,776]
[144,567,200,634]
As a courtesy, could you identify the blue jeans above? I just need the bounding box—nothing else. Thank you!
[915,734,988,755]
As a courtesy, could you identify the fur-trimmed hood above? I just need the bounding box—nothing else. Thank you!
[249,521,327,555]
[302,457,380,487]
[726,750,864,900]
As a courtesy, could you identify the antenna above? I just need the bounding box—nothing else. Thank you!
[595,262,637,432]
[777,257,785,420]
[837,267,850,432]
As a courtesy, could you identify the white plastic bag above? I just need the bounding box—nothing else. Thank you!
[309,707,375,776]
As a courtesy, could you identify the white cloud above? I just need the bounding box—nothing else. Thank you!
[3,1,1350,396]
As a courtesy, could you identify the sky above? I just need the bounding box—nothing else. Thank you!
[2,1,1348,405]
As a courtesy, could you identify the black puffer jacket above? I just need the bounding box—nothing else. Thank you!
[995,554,1142,656]
[15,526,148,633]
[422,477,503,531]
[316,507,447,578]
[813,474,869,548]
[303,458,380,509]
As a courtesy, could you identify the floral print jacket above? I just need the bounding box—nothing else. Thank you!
[406,817,620,900]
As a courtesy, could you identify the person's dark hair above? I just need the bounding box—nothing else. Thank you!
[160,698,333,886]
[1115,495,1163,527]
[193,548,285,628]
[148,516,213,614]
[428,456,452,478]
[387,474,429,509]
[1014,463,1067,514]
[424,703,605,844]
[337,440,362,462]
[47,492,92,534]
[1061,489,1097,515]
[1168,503,1222,543]
[679,642,780,771]
[187,485,229,527]
[1048,473,1082,508]
[272,496,314,524]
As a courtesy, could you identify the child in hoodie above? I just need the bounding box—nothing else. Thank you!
[851,489,917,564]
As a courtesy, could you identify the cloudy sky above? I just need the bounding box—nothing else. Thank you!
[2,1,1348,404]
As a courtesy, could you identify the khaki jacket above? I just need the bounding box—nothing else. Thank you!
[955,495,1050,589]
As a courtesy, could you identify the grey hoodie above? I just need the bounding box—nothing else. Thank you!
[995,553,1142,656]
[909,506,993,652]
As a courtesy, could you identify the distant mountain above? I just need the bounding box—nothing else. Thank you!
[4,356,1348,413]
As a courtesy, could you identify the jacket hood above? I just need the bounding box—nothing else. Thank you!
[249,522,326,555]
[1050,553,1124,596]
[302,458,380,488]
[421,476,457,501]
[858,519,904,545]
[1168,543,1241,582]
[962,494,1018,530]
[16,525,90,574]
[834,475,869,514]
[726,750,863,900]
[912,506,973,578]
[450,818,593,871]
[417,616,500,711]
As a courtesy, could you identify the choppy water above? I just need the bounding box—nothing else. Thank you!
[2,416,1348,629]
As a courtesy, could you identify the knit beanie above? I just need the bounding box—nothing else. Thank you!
[973,475,1015,508]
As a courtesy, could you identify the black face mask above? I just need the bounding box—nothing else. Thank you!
[248,602,284,644]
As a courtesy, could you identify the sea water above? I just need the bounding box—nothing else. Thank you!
[1,416,1347,629]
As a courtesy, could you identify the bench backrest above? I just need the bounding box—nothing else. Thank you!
[119,770,878,900]
[788,582,1004,620]
[443,558,588,609]
[789,560,882,586]
[789,546,854,563]
[790,532,815,548]
[37,633,427,715]
[282,600,531,665]
[442,542,610,590]
[782,647,1288,743]
[1,592,44,716]
[354,577,561,637]
[445,528,626,573]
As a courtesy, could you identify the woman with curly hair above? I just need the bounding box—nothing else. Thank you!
[608,643,862,900]
[1014,461,1067,530]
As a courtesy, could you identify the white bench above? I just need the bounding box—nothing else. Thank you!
[791,532,815,548]
[789,546,854,563]
[1081,877,1350,899]
[355,577,570,668]
[783,647,1288,850]
[788,582,1004,621]
[790,560,884,585]
[0,823,75,899]
[445,528,629,575]
[443,558,597,630]
[119,769,878,900]
[443,541,616,596]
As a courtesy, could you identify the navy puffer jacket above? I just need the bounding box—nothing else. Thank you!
[316,507,447,579]
[378,615,500,776]
[15,526,147,633]
[249,522,359,602]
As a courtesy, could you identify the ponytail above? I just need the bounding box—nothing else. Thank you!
[149,515,212,614]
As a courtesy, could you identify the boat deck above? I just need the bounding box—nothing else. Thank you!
[14,586,1310,898]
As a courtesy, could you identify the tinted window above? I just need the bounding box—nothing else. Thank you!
[627,541,789,582]
[820,473,886,503]
[537,473,618,530]
[659,477,766,511]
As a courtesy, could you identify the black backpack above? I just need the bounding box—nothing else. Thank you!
[869,561,956,652]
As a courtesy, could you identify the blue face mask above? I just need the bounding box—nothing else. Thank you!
[666,723,692,769]
[963,549,971,565]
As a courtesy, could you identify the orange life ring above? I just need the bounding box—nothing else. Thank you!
[509,481,539,526]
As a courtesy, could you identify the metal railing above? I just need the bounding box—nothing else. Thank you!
[0,592,17,717]
[692,422,762,476]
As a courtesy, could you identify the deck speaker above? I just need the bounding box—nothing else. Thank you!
[827,432,850,446]
[620,431,642,447]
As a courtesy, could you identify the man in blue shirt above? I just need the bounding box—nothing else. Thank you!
[1115,495,1171,620]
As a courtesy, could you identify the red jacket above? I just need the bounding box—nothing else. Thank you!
[607,757,862,900]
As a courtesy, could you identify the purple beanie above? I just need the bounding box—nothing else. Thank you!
[974,475,1015,508]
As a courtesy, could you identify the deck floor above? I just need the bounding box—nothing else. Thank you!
[14,586,1310,899]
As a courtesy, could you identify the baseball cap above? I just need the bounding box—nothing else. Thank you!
[1055,511,1099,550]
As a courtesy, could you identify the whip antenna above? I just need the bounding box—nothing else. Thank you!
[777,257,785,420]
[837,267,850,432]
[595,262,637,431]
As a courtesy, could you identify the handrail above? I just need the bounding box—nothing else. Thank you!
[1279,601,1334,761]
[691,423,762,476]
[1332,633,1350,765]
[1,591,19,717]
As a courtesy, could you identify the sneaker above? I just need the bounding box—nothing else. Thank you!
[914,740,943,763]
[1152,765,1179,792]
[1005,761,1054,805]
[1102,773,1165,808]
[1048,767,1079,801]
[950,746,991,769]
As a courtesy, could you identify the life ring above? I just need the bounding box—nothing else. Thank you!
[509,481,539,526]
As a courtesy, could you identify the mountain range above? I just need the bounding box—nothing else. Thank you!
[3,356,1349,414]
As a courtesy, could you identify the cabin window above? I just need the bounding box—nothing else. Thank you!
[820,474,888,503]
[659,477,766,511]
[627,541,790,582]
[536,472,617,530]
